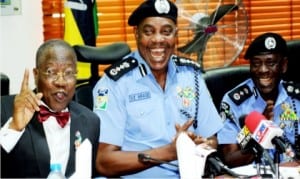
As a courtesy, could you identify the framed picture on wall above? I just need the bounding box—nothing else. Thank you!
[0,0,21,16]
[0,0,11,5]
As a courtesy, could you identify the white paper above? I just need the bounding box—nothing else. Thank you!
[231,164,300,178]
[69,139,92,179]
[176,132,215,179]
[280,166,300,178]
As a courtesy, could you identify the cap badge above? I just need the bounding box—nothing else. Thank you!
[264,37,276,50]
[155,0,170,14]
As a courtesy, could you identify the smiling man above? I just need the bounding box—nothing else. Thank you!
[92,0,224,178]
[0,39,100,178]
[217,32,300,167]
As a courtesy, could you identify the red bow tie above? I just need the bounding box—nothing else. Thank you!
[37,106,70,128]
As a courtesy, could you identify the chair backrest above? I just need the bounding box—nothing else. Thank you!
[283,40,300,83]
[73,42,131,109]
[1,72,10,96]
[203,65,250,110]
[73,84,94,110]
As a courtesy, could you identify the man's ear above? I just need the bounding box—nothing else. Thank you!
[33,68,38,86]
[133,26,138,40]
[281,56,288,74]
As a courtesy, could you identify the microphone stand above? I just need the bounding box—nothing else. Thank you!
[254,154,261,176]
[274,150,280,179]
[245,139,274,178]
[244,138,264,176]
[272,136,287,178]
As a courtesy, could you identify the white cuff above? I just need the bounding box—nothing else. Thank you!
[0,117,25,153]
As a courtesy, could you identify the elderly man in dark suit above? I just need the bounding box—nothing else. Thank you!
[0,39,100,178]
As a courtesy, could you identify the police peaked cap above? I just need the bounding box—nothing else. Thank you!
[244,32,287,59]
[128,0,178,26]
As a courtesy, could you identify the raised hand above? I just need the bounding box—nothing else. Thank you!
[169,119,194,150]
[175,119,217,148]
[10,69,43,131]
[263,100,274,120]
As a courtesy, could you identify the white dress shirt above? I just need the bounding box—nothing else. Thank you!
[0,112,70,175]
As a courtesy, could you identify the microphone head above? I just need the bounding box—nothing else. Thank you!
[245,111,266,133]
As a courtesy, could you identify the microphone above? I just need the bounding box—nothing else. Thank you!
[137,153,178,167]
[245,111,287,152]
[202,150,240,178]
[245,111,290,178]
[194,141,240,177]
[237,115,264,156]
[236,114,276,175]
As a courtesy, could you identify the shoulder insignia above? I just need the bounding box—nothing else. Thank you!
[283,81,300,100]
[220,101,234,123]
[172,56,203,72]
[104,57,138,81]
[228,84,253,105]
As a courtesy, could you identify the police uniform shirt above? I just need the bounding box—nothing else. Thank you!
[217,79,300,158]
[93,51,223,178]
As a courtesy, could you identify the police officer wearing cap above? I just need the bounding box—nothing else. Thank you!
[217,32,300,167]
[93,0,224,178]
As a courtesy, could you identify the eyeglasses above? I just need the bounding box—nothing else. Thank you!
[40,69,77,81]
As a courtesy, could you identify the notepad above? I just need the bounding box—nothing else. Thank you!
[69,139,92,179]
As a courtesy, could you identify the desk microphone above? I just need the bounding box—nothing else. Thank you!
[245,111,289,177]
[137,153,178,167]
[237,115,264,156]
[245,111,286,152]
[237,114,276,175]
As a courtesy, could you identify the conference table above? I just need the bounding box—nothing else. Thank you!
[224,160,300,178]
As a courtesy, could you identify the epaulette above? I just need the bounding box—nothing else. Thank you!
[104,56,138,81]
[219,101,234,123]
[228,84,253,105]
[283,81,300,100]
[172,56,203,72]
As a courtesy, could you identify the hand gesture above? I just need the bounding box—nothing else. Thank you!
[11,69,43,131]
[263,100,274,120]
[168,119,194,153]
[174,120,217,148]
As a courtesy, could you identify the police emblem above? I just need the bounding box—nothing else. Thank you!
[154,0,170,14]
[265,37,276,50]
[95,88,109,110]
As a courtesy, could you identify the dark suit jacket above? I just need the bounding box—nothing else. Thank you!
[1,95,101,178]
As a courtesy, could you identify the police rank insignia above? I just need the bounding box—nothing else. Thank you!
[177,86,195,107]
[104,57,138,81]
[95,88,109,111]
[228,84,252,105]
[172,56,203,71]
[283,81,300,100]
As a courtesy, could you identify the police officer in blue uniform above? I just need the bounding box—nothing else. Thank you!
[92,0,224,178]
[217,32,300,168]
